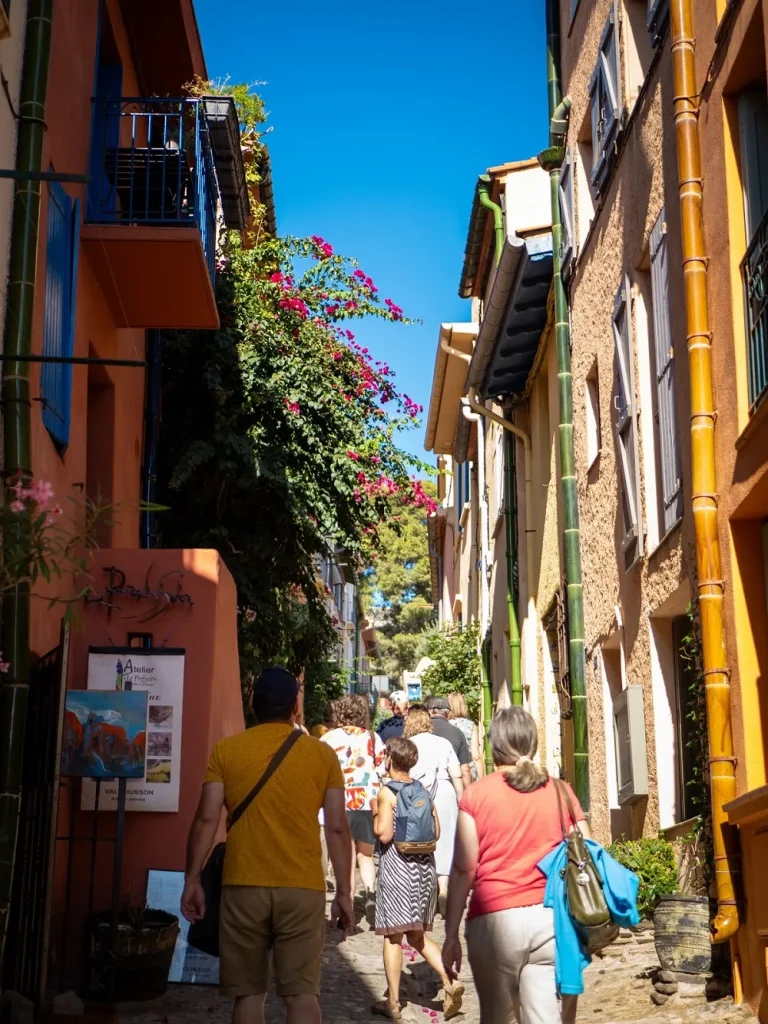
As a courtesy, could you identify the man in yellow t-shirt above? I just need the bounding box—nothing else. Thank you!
[181,667,352,1024]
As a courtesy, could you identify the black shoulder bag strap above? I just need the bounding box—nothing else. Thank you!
[226,727,302,832]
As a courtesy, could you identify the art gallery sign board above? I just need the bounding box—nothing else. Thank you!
[81,647,185,813]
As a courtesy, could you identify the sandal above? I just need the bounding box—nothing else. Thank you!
[443,982,465,1020]
[371,999,402,1020]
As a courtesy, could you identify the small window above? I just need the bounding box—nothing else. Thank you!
[613,277,643,567]
[41,180,80,449]
[647,0,670,46]
[559,147,576,277]
[623,0,655,106]
[589,4,622,196]
[586,362,601,470]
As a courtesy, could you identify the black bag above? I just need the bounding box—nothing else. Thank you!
[187,728,302,957]
[554,778,619,951]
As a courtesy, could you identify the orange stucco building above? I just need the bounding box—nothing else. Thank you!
[1,0,253,1003]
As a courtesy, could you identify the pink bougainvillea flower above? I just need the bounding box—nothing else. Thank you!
[269,271,284,283]
[332,351,343,361]
[0,653,9,673]
[344,330,355,341]
[347,450,360,461]
[284,400,301,415]
[353,269,366,280]
[345,300,358,311]
[371,455,381,464]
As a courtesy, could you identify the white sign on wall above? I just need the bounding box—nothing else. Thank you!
[81,647,185,813]
[146,869,219,985]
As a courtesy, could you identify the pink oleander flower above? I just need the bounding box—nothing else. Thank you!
[9,499,25,513]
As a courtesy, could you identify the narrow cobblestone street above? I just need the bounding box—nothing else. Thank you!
[118,896,754,1024]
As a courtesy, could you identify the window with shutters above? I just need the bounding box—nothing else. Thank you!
[589,5,622,196]
[613,277,643,568]
[559,147,575,278]
[649,209,682,535]
[738,89,768,413]
[41,180,80,449]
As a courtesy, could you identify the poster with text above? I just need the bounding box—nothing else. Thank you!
[81,648,185,812]
[146,869,219,984]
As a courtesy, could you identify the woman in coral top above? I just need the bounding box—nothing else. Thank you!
[441,707,589,1024]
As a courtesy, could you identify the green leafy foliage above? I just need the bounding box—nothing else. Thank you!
[607,836,679,919]
[303,661,350,729]
[421,621,481,718]
[157,226,432,695]
[363,486,437,679]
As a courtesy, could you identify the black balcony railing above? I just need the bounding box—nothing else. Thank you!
[743,208,768,414]
[87,97,218,281]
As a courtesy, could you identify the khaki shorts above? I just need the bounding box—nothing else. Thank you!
[219,885,326,998]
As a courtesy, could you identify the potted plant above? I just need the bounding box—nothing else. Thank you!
[86,900,179,1002]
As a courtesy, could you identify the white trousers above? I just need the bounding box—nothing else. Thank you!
[466,903,578,1024]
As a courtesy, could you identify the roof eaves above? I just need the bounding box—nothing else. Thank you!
[454,236,525,462]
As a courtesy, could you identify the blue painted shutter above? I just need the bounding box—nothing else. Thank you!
[41,184,79,447]
[649,210,682,533]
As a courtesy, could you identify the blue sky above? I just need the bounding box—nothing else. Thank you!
[194,1,548,461]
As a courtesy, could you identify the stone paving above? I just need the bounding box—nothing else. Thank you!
[118,895,755,1024]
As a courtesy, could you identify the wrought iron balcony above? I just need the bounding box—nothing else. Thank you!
[87,97,218,281]
[742,208,768,414]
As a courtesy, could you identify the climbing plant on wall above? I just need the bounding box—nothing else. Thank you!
[157,227,432,688]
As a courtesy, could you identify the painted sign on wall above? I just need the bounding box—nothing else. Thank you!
[81,647,185,812]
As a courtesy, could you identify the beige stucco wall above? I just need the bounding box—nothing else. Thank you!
[561,0,695,842]
[0,4,28,343]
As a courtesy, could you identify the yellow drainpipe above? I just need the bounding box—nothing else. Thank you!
[670,0,740,943]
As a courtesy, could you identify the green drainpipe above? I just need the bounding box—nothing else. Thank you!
[505,432,523,706]
[477,175,504,269]
[0,0,54,959]
[481,629,493,773]
[537,0,590,810]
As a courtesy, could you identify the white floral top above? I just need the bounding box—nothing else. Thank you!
[321,727,387,811]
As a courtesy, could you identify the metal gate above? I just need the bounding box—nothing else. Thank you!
[3,625,69,1005]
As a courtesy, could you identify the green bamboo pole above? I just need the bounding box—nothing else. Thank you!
[481,629,493,773]
[0,0,54,960]
[505,432,523,705]
[538,0,590,810]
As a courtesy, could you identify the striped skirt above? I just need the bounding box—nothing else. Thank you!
[375,840,438,936]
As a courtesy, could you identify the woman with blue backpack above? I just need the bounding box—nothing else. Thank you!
[371,737,465,1021]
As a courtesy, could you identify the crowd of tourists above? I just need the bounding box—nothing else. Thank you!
[181,667,639,1024]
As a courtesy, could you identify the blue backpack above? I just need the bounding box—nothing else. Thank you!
[387,780,437,855]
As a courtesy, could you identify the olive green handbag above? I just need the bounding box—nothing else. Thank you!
[554,779,619,951]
